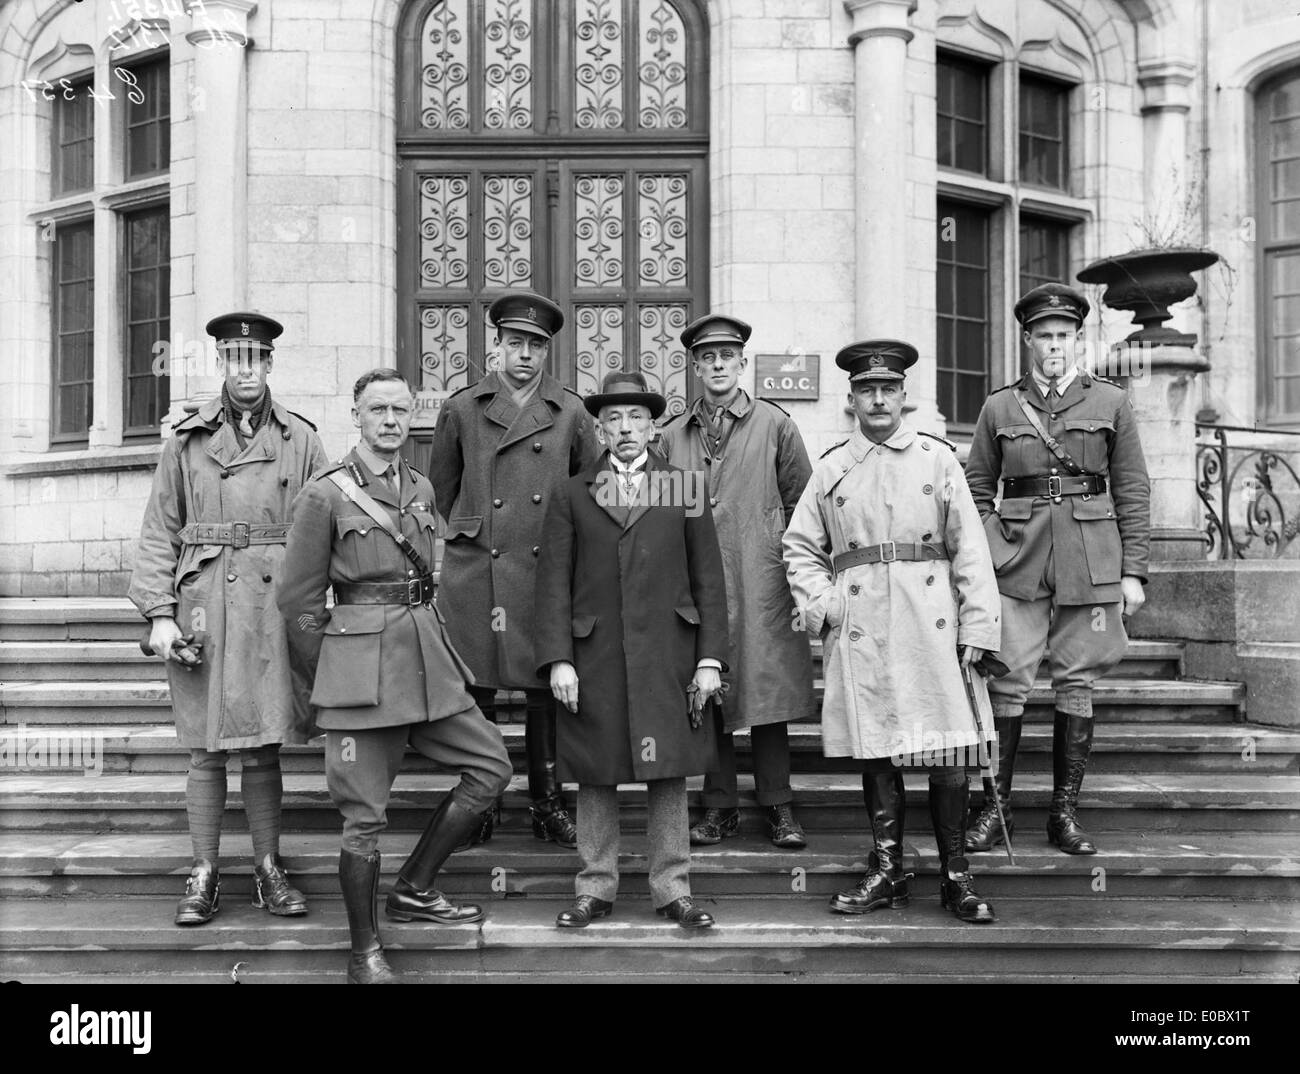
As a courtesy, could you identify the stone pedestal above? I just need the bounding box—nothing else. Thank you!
[1123,341,1210,561]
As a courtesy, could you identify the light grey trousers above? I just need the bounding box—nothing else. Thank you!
[576,778,690,907]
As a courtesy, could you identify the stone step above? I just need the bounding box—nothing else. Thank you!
[3,772,1296,832]
[2,830,1295,900]
[0,637,1188,683]
[0,678,1247,726]
[2,896,1295,981]
[0,598,145,642]
[4,721,1292,775]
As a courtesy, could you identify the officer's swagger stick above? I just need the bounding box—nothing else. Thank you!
[962,665,1016,865]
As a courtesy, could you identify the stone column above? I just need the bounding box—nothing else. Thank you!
[1137,59,1197,238]
[176,0,257,413]
[1123,342,1210,561]
[844,0,916,340]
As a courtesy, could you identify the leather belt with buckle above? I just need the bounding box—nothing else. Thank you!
[832,541,949,574]
[178,522,291,548]
[333,575,436,606]
[1003,474,1107,499]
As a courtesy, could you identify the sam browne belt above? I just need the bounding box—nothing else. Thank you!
[1002,474,1107,499]
[333,575,436,606]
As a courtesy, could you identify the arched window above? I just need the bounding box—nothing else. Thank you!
[396,0,708,441]
[1258,68,1300,426]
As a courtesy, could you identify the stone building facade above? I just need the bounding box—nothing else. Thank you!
[2,0,1298,597]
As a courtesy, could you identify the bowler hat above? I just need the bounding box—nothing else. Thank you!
[583,370,667,420]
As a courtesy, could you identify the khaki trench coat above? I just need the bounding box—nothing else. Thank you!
[657,392,816,731]
[276,450,480,731]
[782,422,1002,760]
[428,372,599,689]
[964,371,1151,605]
[128,396,328,750]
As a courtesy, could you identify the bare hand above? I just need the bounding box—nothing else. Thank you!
[1119,575,1146,618]
[960,645,986,670]
[692,665,722,708]
[150,617,201,668]
[550,661,579,713]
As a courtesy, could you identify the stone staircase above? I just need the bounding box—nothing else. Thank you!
[1,596,1298,983]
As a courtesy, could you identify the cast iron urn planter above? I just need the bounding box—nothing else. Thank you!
[1076,247,1220,346]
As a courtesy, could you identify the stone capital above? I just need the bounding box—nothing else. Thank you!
[184,0,258,48]
[1137,58,1197,114]
[844,0,917,48]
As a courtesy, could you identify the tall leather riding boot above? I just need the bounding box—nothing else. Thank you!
[525,694,577,848]
[929,775,995,923]
[457,687,502,851]
[386,795,488,923]
[339,849,395,984]
[965,716,1021,853]
[1047,712,1097,855]
[829,766,908,914]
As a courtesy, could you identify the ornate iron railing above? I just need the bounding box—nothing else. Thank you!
[1195,424,1300,559]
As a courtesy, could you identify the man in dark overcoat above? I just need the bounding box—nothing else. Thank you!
[278,369,512,983]
[964,283,1151,857]
[429,292,599,848]
[535,371,729,930]
[129,312,327,927]
[657,314,816,849]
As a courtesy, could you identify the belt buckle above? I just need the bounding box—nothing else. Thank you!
[1046,476,1062,498]
[406,578,422,606]
[231,522,250,549]
[879,541,897,563]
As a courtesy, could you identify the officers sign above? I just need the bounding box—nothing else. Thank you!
[755,353,819,401]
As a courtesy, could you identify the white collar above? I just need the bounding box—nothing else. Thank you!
[609,450,649,474]
[1032,365,1078,397]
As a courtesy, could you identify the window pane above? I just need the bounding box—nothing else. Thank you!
[1020,215,1072,294]
[1270,117,1300,160]
[124,58,170,178]
[937,54,987,175]
[1019,76,1069,189]
[1271,252,1300,294]
[124,207,170,431]
[54,81,93,195]
[936,200,989,425]
[53,221,95,439]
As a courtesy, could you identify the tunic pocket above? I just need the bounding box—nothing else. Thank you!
[1072,495,1123,585]
[1063,417,1115,473]
[984,498,1033,570]
[311,605,384,708]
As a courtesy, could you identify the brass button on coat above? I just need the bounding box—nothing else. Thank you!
[532,494,542,503]
[494,498,503,508]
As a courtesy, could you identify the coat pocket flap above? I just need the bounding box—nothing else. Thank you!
[415,512,439,533]
[336,515,375,539]
[1063,418,1115,433]
[1071,496,1116,521]
[323,605,386,636]
[994,424,1037,440]
[674,604,701,625]
[995,497,1035,521]
[571,614,597,638]
[446,516,482,540]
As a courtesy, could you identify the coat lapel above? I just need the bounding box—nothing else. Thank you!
[585,455,629,529]
[623,453,669,532]
[1054,374,1087,413]
[498,393,556,453]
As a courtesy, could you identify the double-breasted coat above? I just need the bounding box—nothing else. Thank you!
[782,422,1002,760]
[533,453,730,785]
[128,396,329,750]
[657,392,816,731]
[964,371,1151,605]
[428,372,599,689]
[276,450,477,730]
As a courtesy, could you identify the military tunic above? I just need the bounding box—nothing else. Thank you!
[657,391,816,731]
[782,421,1002,760]
[428,372,599,689]
[128,396,328,750]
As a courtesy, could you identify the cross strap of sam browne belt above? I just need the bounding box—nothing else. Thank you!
[832,541,948,574]
[325,470,432,578]
[1011,388,1085,476]
[178,522,289,547]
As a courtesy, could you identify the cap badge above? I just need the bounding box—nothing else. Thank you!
[1047,295,1063,308]
[527,307,538,322]
[240,322,250,336]
[868,353,884,367]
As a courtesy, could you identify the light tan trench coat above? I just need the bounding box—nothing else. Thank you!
[782,421,1001,760]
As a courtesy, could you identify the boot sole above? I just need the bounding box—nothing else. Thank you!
[256,902,309,917]
[689,826,739,846]
[532,825,578,849]
[828,896,908,914]
[385,906,485,924]
[556,908,613,928]
[1047,830,1097,854]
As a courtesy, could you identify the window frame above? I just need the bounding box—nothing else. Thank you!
[119,52,171,182]
[121,202,171,439]
[49,217,97,447]
[1018,71,1072,193]
[936,51,991,178]
[1257,67,1300,427]
[51,71,96,198]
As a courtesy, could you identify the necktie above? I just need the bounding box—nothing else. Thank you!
[1047,380,1060,406]
[709,404,726,447]
[238,410,255,438]
[382,465,397,495]
[618,464,643,503]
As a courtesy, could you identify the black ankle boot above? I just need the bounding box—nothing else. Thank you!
[966,716,1021,853]
[1048,712,1097,854]
[339,849,395,984]
[930,777,995,924]
[174,858,220,926]
[829,767,909,914]
[386,796,487,923]
[530,793,578,848]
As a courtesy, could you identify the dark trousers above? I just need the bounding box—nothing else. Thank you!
[576,779,690,907]
[469,685,559,801]
[325,706,511,855]
[702,722,793,808]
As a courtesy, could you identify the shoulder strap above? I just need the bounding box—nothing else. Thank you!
[1011,389,1084,476]
[325,470,432,576]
